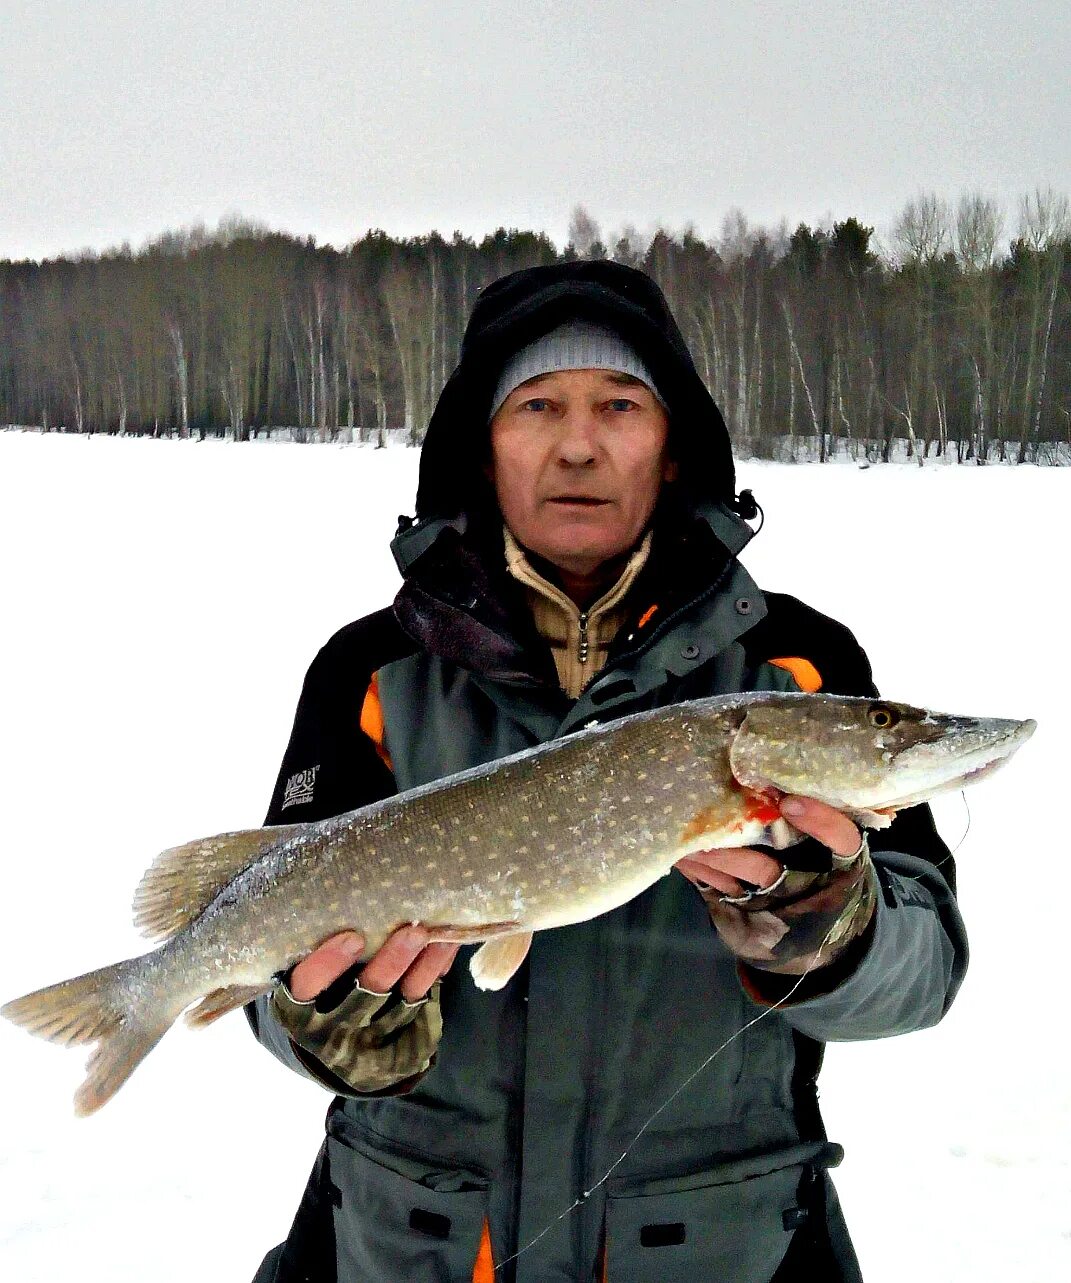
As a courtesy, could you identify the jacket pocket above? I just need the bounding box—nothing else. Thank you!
[326,1135,489,1283]
[604,1162,804,1283]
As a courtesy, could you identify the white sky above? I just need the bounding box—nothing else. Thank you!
[1,0,1068,261]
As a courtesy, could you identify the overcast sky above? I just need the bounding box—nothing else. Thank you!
[1,0,1068,261]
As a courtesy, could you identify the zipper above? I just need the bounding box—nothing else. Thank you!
[577,611,590,666]
[603,552,738,675]
[572,551,749,704]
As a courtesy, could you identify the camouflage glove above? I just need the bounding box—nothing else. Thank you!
[271,977,443,1095]
[699,836,878,979]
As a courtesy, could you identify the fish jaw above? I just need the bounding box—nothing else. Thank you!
[841,715,1037,810]
[727,695,1036,817]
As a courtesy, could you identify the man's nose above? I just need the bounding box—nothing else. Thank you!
[556,410,599,465]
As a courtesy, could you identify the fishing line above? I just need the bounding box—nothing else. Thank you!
[952,791,971,853]
[884,792,969,889]
[494,916,843,1274]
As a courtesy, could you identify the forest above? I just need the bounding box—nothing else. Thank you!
[1,193,1068,463]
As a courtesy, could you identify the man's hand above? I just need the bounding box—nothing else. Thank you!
[289,926,460,1004]
[675,794,876,979]
[272,927,455,1095]
[674,795,862,894]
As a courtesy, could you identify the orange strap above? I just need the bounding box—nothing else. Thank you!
[472,1219,495,1282]
[768,656,822,693]
[736,960,780,1008]
[359,672,394,771]
[471,1218,608,1280]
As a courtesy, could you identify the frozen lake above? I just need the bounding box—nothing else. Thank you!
[0,431,1067,1281]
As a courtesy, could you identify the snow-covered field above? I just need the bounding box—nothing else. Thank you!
[0,431,1067,1282]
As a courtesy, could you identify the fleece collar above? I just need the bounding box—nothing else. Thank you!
[389,502,758,690]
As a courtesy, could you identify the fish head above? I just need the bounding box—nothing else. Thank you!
[725,694,1036,815]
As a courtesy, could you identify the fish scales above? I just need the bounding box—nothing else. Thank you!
[179,707,723,978]
[1,692,1035,1114]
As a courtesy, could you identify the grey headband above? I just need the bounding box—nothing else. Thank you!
[489,320,666,420]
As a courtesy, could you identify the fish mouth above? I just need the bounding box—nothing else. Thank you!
[849,717,1037,812]
[733,715,1036,816]
[959,756,1013,785]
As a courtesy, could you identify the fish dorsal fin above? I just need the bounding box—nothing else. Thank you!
[132,824,305,940]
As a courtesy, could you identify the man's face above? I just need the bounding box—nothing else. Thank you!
[488,368,674,581]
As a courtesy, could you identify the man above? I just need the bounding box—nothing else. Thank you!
[249,261,966,1282]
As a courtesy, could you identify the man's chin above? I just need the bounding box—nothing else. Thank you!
[538,539,629,580]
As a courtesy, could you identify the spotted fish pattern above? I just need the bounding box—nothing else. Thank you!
[1,692,1034,1114]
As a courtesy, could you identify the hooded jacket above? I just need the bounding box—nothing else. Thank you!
[249,262,967,1283]
[414,258,738,521]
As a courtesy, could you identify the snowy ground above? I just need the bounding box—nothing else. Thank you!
[0,431,1067,1282]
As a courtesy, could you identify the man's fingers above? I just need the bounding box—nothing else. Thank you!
[399,943,461,1003]
[676,846,784,896]
[290,926,458,1004]
[436,943,461,979]
[675,859,748,898]
[780,796,861,859]
[289,931,366,1002]
[357,924,431,994]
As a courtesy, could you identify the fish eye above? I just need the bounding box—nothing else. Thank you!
[867,704,900,729]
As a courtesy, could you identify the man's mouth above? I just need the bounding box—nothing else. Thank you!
[547,496,610,507]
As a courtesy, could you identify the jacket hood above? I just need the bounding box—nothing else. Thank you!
[413,260,738,520]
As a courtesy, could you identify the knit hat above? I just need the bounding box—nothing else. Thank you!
[489,320,667,421]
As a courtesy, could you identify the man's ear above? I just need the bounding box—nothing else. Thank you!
[662,457,679,483]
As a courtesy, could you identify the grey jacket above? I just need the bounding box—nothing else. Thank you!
[248,508,967,1283]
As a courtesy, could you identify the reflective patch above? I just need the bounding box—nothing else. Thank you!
[768,657,822,692]
[471,1218,495,1281]
[360,672,394,770]
[281,765,319,810]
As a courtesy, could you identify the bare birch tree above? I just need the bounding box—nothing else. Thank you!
[1017,188,1070,460]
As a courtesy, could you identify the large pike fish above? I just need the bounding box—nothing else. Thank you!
[3,693,1034,1115]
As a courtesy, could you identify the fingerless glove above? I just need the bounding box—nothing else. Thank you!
[271,977,443,1095]
[700,837,878,987]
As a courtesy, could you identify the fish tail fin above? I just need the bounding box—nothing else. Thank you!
[2,958,175,1116]
[75,1016,173,1117]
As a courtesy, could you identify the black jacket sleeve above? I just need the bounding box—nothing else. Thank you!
[262,610,408,826]
[248,609,419,1086]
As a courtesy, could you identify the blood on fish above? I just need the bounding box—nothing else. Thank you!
[680,788,779,846]
[742,794,782,827]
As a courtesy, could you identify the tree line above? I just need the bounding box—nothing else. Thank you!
[1,192,1069,463]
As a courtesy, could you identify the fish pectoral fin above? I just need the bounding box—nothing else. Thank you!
[185,984,271,1028]
[425,921,521,944]
[469,932,534,991]
[843,807,895,830]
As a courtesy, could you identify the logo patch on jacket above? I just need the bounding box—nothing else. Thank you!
[282,766,320,810]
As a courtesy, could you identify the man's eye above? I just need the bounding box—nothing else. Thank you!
[607,398,637,412]
[522,398,550,412]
